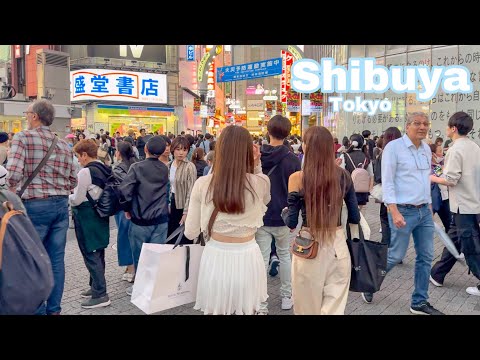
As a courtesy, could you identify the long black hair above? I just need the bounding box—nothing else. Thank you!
[117,141,136,169]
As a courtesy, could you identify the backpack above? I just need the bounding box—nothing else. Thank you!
[85,162,122,218]
[0,190,54,314]
[345,153,370,193]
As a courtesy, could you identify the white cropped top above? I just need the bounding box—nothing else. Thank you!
[184,165,271,240]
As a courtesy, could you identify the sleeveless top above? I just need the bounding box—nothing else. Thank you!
[184,165,271,239]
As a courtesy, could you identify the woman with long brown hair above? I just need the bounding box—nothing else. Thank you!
[283,126,360,315]
[184,125,271,315]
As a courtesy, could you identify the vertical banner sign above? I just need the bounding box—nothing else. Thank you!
[309,90,323,112]
[186,45,195,61]
[207,62,215,91]
[207,97,216,117]
[281,50,294,104]
[193,97,201,116]
[276,100,283,114]
[287,90,301,112]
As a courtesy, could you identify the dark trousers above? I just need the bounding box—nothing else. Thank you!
[431,213,460,284]
[455,213,480,280]
[380,203,391,246]
[167,194,192,245]
[73,215,107,299]
[435,199,452,233]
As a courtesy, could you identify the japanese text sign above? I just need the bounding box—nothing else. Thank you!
[216,58,282,83]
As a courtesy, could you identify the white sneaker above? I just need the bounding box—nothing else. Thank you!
[466,286,480,296]
[122,272,135,283]
[126,286,133,296]
[281,297,293,310]
[429,275,443,287]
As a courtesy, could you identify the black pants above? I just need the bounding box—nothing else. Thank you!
[435,199,452,233]
[73,215,107,299]
[167,193,192,245]
[431,212,480,284]
[431,213,460,284]
[380,203,391,246]
[455,213,480,280]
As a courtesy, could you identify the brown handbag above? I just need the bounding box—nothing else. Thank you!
[291,229,318,259]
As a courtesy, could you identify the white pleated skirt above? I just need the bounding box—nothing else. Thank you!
[194,239,268,315]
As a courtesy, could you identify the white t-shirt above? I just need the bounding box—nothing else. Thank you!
[170,163,177,194]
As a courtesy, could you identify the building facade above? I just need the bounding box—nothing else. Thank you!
[310,45,480,144]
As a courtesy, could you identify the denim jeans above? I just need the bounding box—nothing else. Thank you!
[74,214,107,298]
[24,196,69,315]
[387,204,434,306]
[255,225,292,309]
[129,221,168,271]
[114,211,133,267]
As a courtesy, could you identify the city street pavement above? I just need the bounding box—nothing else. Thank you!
[62,200,480,315]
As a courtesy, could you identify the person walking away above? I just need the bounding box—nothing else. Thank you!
[191,147,208,178]
[375,128,402,247]
[119,136,170,296]
[340,134,374,212]
[184,125,270,315]
[6,99,77,315]
[255,115,301,314]
[135,128,148,160]
[167,136,197,244]
[363,112,444,315]
[113,142,137,283]
[203,150,215,176]
[283,126,360,315]
[70,140,111,309]
[430,112,480,295]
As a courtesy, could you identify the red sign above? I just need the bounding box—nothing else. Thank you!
[207,62,215,91]
[280,50,294,104]
[193,97,201,115]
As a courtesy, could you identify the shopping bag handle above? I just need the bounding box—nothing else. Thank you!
[168,225,185,248]
[346,222,365,241]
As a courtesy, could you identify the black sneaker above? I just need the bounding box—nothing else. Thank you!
[81,295,111,309]
[410,302,444,315]
[362,292,373,304]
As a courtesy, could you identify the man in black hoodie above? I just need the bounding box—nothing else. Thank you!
[255,115,301,313]
[119,136,169,296]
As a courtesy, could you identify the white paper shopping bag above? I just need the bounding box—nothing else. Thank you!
[131,243,204,314]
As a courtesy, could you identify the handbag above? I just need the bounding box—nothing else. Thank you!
[370,183,383,203]
[97,146,109,161]
[291,229,318,259]
[130,225,204,314]
[346,222,388,293]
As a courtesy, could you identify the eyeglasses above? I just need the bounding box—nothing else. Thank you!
[23,111,35,115]
[410,121,431,128]
[409,149,430,170]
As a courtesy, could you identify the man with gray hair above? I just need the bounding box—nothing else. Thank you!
[362,112,443,315]
[6,99,77,315]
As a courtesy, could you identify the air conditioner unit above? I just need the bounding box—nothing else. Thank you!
[37,49,70,105]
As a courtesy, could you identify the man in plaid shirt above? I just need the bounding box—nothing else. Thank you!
[6,99,77,315]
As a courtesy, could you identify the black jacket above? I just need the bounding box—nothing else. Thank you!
[261,144,301,226]
[119,158,169,226]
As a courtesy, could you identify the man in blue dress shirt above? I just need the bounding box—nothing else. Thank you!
[362,112,444,315]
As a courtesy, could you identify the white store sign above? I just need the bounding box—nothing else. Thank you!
[70,69,167,104]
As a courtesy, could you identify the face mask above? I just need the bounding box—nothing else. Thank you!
[434,155,444,163]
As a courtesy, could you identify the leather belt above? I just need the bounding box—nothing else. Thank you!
[397,203,428,209]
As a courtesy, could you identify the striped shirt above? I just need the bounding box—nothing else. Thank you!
[6,126,77,200]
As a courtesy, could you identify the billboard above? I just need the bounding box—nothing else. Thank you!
[70,69,167,104]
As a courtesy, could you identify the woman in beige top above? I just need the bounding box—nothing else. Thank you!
[167,136,197,244]
[185,125,271,315]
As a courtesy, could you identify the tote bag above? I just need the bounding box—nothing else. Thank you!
[130,226,204,314]
[346,223,388,293]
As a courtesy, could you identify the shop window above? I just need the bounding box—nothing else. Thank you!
[349,45,365,58]
[386,45,407,55]
[366,45,385,58]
